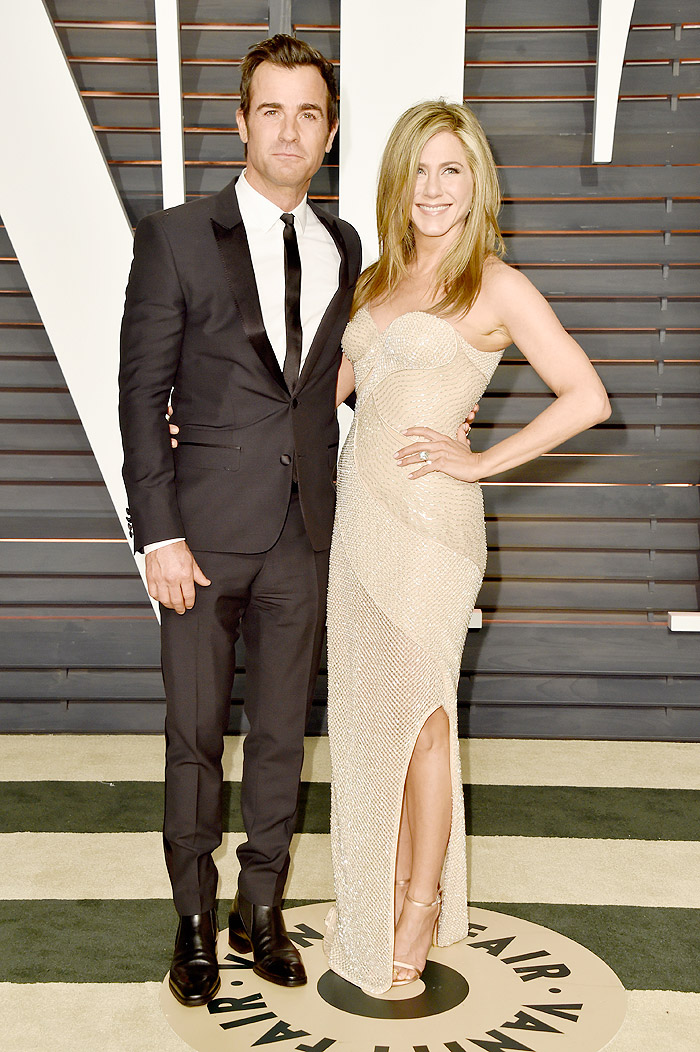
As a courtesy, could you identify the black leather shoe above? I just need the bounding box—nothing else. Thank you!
[229,892,307,987]
[168,908,221,1007]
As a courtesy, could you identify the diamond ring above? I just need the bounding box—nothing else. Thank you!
[418,450,429,462]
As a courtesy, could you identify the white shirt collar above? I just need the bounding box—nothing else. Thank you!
[236,170,309,234]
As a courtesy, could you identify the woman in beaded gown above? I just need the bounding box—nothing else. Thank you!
[324,101,611,996]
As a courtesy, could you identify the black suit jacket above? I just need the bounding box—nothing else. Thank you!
[119,177,362,554]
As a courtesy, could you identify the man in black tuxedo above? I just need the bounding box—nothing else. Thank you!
[119,35,361,1006]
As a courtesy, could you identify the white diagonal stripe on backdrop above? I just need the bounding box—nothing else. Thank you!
[0,2,153,607]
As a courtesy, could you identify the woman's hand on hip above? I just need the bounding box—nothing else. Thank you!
[395,426,483,483]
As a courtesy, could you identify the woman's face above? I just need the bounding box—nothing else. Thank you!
[411,131,474,241]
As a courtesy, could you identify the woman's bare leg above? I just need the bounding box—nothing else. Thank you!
[395,791,412,924]
[393,707,452,982]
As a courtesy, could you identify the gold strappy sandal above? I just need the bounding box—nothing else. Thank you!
[394,877,410,925]
[392,889,441,986]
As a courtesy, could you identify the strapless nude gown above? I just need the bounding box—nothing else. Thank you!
[324,308,503,995]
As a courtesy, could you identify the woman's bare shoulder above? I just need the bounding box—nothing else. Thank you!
[482,255,527,290]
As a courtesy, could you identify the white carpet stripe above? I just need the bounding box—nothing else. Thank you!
[2,831,698,907]
[2,735,699,789]
[1,985,698,1052]
[1,982,190,1052]
[594,991,699,1052]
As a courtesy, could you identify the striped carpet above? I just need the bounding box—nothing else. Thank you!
[1,735,698,1051]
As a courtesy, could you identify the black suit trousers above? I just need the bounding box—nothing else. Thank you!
[161,493,321,915]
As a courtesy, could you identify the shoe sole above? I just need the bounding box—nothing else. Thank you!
[229,931,307,987]
[168,974,221,1007]
[252,963,307,987]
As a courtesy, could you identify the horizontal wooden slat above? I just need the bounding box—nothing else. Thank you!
[478,396,700,426]
[0,455,100,482]
[477,427,700,456]
[0,574,696,611]
[3,666,698,706]
[472,99,700,138]
[482,484,700,519]
[0,578,148,604]
[464,64,700,98]
[489,362,700,394]
[1,618,697,675]
[1,451,695,486]
[494,457,699,485]
[498,165,700,198]
[505,233,700,264]
[1,480,697,520]
[104,162,694,202]
[465,0,691,27]
[4,358,699,396]
[1,517,696,552]
[499,362,700,394]
[0,423,91,452]
[0,298,41,324]
[476,580,698,610]
[5,541,696,582]
[519,267,700,297]
[486,520,700,551]
[500,200,700,230]
[5,420,700,459]
[465,28,700,63]
[486,132,699,167]
[0,485,115,513]
[486,549,698,580]
[0,513,121,540]
[0,390,77,419]
[1,541,137,574]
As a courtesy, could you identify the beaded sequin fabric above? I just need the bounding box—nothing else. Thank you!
[325,308,503,995]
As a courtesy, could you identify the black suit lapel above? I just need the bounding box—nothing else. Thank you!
[210,181,287,395]
[295,205,352,394]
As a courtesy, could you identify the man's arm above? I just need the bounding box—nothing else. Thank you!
[119,214,211,613]
[119,212,187,553]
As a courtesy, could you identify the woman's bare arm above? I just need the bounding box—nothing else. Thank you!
[397,262,611,482]
[335,352,356,408]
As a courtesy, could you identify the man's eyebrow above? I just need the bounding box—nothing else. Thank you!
[254,102,324,113]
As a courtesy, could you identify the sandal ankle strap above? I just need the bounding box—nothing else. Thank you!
[405,889,441,909]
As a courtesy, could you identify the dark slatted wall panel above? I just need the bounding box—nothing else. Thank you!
[1,0,698,738]
[461,0,700,739]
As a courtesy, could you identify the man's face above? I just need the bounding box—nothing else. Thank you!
[236,62,338,203]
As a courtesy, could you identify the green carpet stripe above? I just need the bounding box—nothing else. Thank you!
[2,782,698,841]
[0,899,697,991]
[472,902,700,995]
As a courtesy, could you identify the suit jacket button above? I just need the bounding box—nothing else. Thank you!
[292,398,298,408]
[280,454,292,466]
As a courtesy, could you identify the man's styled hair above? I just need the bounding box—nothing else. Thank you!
[353,101,504,321]
[239,34,338,128]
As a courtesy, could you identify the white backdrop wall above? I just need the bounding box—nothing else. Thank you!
[339,0,468,264]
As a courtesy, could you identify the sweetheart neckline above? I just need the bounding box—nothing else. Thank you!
[360,306,502,358]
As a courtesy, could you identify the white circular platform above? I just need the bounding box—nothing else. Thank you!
[161,902,627,1051]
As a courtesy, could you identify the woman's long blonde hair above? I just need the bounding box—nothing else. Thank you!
[352,100,504,319]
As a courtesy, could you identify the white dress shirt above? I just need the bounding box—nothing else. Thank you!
[236,170,340,369]
[144,171,341,554]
